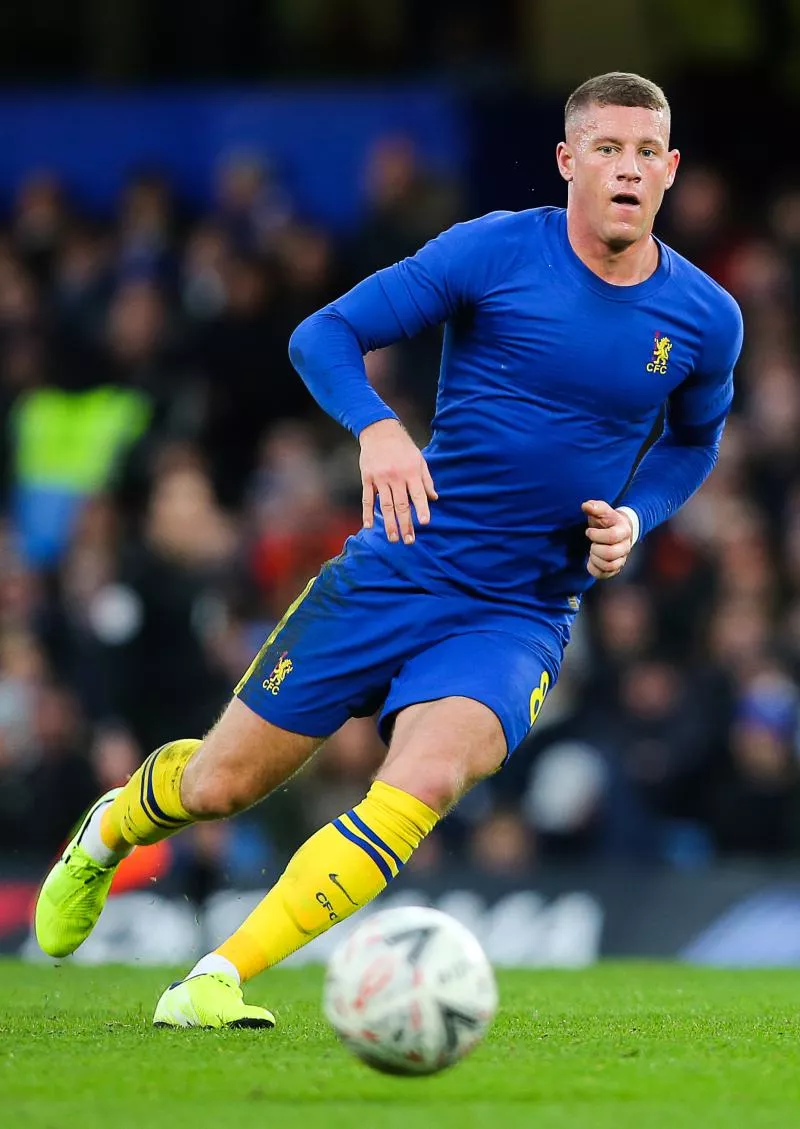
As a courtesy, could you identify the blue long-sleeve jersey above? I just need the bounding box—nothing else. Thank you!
[289,207,743,610]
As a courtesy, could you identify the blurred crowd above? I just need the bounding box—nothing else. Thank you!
[1,135,800,887]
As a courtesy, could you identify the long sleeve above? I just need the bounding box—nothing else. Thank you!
[288,214,506,436]
[618,418,721,537]
[288,288,403,438]
[619,292,743,538]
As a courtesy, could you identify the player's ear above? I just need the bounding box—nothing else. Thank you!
[556,141,573,182]
[665,148,680,190]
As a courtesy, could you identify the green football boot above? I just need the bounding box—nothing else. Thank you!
[34,789,123,958]
[153,973,275,1029]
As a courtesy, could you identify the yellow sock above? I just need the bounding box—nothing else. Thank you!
[216,781,438,981]
[100,739,201,852]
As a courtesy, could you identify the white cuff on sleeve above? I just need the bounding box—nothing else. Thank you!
[617,506,640,546]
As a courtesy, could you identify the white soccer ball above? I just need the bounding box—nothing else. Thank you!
[323,905,498,1075]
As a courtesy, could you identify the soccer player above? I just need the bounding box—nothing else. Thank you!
[35,72,742,1027]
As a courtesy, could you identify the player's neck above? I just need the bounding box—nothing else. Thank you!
[566,214,659,286]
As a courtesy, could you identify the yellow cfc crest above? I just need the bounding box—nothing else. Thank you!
[647,333,672,374]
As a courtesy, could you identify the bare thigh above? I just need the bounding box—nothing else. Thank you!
[181,697,324,817]
[377,696,507,815]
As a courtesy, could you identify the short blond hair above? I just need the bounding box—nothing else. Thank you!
[565,72,670,131]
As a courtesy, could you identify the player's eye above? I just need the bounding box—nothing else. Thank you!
[598,145,615,155]
[641,149,656,158]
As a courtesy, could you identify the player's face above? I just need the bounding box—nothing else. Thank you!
[556,103,680,250]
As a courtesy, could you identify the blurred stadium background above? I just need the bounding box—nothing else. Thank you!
[2,0,800,967]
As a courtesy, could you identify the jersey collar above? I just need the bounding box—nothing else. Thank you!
[554,208,671,302]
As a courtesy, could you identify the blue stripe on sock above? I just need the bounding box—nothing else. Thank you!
[139,753,168,829]
[345,810,404,872]
[143,752,187,829]
[332,818,393,884]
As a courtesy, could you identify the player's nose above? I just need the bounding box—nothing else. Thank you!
[616,152,642,180]
[616,165,641,182]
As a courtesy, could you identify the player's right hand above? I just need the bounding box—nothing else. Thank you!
[359,418,438,545]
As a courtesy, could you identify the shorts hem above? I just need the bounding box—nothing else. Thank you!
[235,689,338,740]
[378,692,518,761]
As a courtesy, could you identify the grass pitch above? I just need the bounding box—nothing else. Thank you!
[2,961,799,1129]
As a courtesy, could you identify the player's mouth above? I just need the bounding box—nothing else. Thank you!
[610,193,641,211]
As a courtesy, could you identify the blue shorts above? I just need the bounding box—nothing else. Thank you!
[235,536,572,758]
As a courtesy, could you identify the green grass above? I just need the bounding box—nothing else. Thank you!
[2,961,799,1129]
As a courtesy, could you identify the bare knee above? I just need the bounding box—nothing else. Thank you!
[379,752,498,815]
[378,698,507,815]
[181,760,256,818]
[409,766,471,815]
[178,698,323,819]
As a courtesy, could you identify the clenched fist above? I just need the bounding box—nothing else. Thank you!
[582,499,637,580]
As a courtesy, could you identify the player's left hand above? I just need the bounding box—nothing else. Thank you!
[581,500,634,580]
